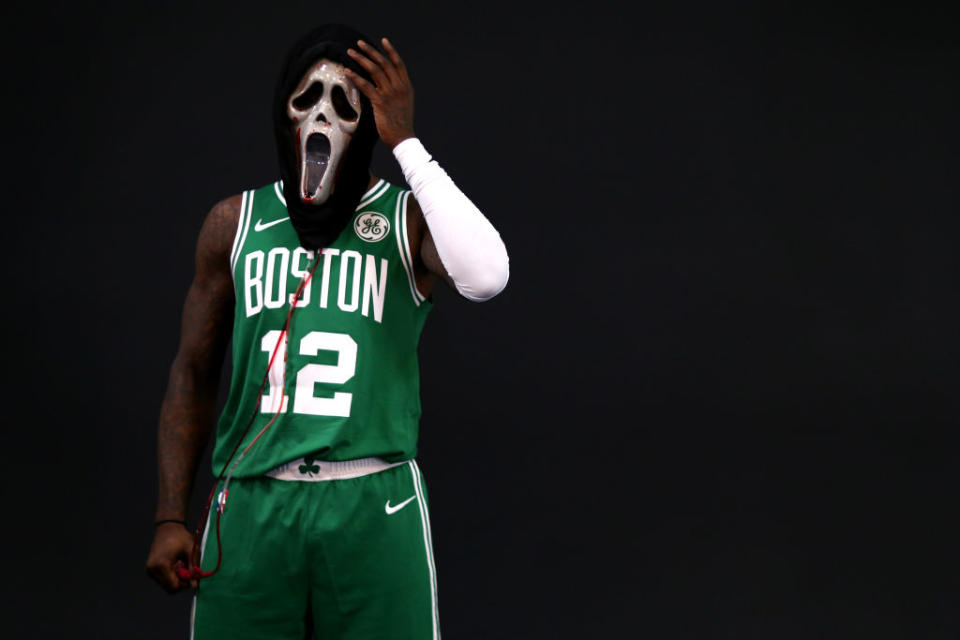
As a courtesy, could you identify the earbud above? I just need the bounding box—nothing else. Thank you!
[175,560,205,581]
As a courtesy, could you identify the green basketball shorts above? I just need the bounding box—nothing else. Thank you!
[190,458,440,639]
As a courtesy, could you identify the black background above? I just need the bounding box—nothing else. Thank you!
[6,1,958,638]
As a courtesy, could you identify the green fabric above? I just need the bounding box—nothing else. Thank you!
[193,463,438,639]
[214,180,433,477]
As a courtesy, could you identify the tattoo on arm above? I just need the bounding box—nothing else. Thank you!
[155,196,239,521]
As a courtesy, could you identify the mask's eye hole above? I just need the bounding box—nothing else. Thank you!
[332,86,359,121]
[292,82,324,110]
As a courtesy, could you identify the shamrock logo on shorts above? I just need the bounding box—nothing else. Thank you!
[299,456,320,477]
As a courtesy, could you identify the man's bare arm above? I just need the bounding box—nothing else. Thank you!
[146,194,239,593]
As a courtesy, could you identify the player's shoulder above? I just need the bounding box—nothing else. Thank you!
[205,180,278,239]
[198,193,244,258]
[207,192,244,232]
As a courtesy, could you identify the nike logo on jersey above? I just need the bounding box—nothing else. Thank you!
[254,216,289,232]
[385,495,417,515]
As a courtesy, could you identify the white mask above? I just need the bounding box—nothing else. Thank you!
[286,59,362,205]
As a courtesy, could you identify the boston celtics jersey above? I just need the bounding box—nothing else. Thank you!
[213,179,433,478]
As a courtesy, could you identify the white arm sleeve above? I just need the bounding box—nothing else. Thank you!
[393,137,509,302]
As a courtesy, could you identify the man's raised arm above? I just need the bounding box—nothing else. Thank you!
[345,38,509,302]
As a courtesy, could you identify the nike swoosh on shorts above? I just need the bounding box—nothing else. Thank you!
[385,495,417,515]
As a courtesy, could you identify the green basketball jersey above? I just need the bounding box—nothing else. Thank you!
[213,179,433,477]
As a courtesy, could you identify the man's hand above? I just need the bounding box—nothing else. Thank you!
[145,523,197,593]
[345,38,415,149]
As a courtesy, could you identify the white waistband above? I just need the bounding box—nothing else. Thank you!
[264,457,406,482]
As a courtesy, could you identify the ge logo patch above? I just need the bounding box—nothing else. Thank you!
[354,212,390,242]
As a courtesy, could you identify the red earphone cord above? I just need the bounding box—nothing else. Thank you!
[176,249,322,582]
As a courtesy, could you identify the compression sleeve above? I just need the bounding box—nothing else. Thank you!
[393,137,509,302]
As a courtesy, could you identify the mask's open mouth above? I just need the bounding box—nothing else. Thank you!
[304,133,331,197]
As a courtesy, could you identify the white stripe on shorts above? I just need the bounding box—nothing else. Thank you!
[409,460,440,639]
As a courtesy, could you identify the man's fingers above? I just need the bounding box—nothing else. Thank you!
[342,68,378,101]
[356,40,393,76]
[346,47,389,90]
[164,565,186,593]
[166,562,193,593]
[381,38,409,83]
[166,568,185,593]
[146,561,183,594]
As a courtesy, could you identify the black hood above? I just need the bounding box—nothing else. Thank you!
[273,24,379,250]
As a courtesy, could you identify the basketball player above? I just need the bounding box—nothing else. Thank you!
[145,24,508,639]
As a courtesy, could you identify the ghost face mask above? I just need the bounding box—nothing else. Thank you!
[286,59,363,205]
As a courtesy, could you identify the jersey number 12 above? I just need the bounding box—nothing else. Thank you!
[260,329,357,417]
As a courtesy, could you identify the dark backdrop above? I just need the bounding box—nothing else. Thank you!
[6,2,958,638]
